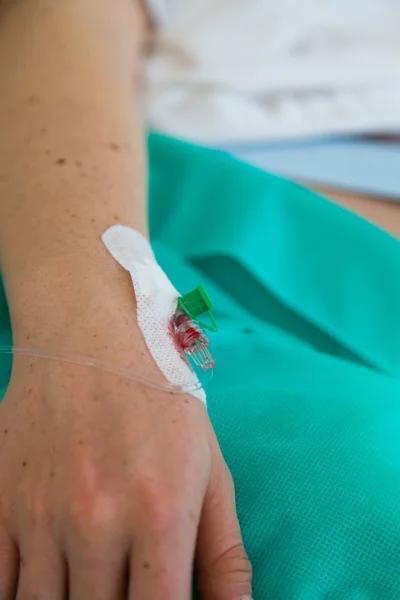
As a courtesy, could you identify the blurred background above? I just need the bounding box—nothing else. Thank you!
[145,0,400,236]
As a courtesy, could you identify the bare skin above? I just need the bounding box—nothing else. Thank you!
[312,186,400,240]
[0,1,252,599]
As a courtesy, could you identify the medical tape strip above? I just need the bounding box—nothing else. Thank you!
[102,225,206,404]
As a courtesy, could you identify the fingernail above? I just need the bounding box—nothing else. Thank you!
[240,596,254,600]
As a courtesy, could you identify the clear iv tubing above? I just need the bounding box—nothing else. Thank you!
[0,345,209,394]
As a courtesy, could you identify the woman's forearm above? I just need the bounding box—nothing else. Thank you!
[0,0,148,348]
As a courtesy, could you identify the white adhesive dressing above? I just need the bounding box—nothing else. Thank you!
[102,225,206,404]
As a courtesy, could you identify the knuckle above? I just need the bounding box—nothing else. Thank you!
[22,486,51,528]
[137,475,181,531]
[69,488,119,541]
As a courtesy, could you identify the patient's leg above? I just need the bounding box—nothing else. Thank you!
[312,186,400,240]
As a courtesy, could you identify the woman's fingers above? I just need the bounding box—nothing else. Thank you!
[195,458,253,600]
[0,527,18,600]
[15,535,66,600]
[69,550,127,600]
[128,490,202,600]
[67,495,129,600]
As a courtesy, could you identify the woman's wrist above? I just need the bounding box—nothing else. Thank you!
[5,251,142,353]
[5,245,185,398]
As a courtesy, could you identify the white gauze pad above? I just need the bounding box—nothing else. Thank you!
[102,225,206,404]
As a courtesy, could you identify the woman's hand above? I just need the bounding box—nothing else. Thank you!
[0,329,252,600]
[0,0,252,596]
